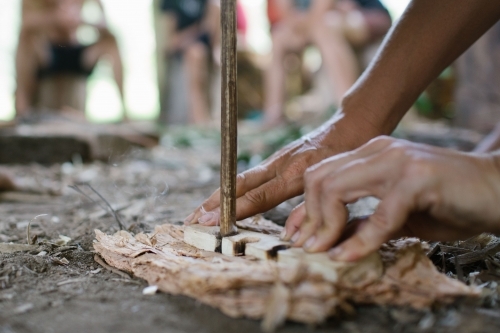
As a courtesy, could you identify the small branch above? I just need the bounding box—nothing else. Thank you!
[68,185,108,212]
[69,183,125,230]
[84,184,125,230]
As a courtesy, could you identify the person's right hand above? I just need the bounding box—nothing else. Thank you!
[283,136,500,262]
[184,122,342,226]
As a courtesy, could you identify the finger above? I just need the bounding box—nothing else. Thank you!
[302,137,393,241]
[324,153,400,203]
[282,202,306,241]
[298,151,397,249]
[197,207,220,226]
[184,188,220,225]
[184,166,275,225]
[235,174,304,221]
[303,195,349,252]
[329,183,414,262]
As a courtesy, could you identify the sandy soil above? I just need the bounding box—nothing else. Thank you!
[0,145,499,333]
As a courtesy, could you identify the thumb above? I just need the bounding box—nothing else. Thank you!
[282,202,306,241]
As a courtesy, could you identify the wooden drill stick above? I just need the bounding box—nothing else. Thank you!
[220,0,238,237]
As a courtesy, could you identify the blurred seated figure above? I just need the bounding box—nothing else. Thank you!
[264,0,391,127]
[160,0,248,125]
[15,0,125,119]
[161,0,219,125]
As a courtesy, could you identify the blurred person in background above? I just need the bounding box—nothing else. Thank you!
[263,0,391,127]
[160,0,246,125]
[15,0,125,119]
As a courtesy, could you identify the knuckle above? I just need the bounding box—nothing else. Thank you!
[244,189,267,206]
[385,144,410,159]
[236,173,247,186]
[303,168,319,188]
[371,207,397,234]
[404,159,434,179]
[282,160,307,180]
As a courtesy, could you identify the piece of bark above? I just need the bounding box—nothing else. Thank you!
[354,239,477,308]
[278,248,383,286]
[94,224,479,328]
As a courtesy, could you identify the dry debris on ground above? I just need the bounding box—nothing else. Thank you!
[0,133,499,333]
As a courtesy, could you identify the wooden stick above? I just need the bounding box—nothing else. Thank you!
[220,0,238,237]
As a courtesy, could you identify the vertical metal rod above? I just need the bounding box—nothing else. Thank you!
[220,0,238,237]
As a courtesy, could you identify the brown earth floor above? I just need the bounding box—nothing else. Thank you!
[0,146,499,333]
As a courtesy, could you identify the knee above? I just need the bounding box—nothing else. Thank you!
[310,11,344,41]
[184,43,207,63]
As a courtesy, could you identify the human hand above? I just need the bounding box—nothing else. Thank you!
[184,122,341,226]
[283,136,500,261]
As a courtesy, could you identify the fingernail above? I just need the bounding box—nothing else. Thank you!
[280,229,287,240]
[328,246,343,259]
[184,213,195,224]
[198,212,215,224]
[304,236,316,250]
[291,231,300,243]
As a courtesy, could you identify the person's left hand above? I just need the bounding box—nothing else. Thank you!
[282,136,500,261]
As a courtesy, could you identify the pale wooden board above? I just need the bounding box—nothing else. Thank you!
[190,223,382,285]
[221,229,289,260]
[184,225,221,252]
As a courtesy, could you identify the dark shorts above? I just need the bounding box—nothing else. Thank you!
[37,44,95,79]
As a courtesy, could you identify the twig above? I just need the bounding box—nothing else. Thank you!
[27,221,32,245]
[94,254,130,279]
[68,185,108,212]
[456,242,500,265]
[454,256,465,282]
[69,183,124,230]
[84,184,125,230]
[27,214,47,245]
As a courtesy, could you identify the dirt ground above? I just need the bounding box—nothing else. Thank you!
[1,142,500,333]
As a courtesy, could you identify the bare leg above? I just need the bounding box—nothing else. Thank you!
[263,23,308,127]
[310,11,359,104]
[184,42,211,125]
[14,31,48,117]
[83,29,126,119]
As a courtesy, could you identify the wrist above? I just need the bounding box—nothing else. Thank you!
[318,102,386,153]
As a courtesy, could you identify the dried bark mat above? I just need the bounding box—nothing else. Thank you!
[94,223,478,329]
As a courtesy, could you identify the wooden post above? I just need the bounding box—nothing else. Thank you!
[220,0,238,237]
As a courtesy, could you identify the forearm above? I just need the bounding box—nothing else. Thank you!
[325,0,500,148]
